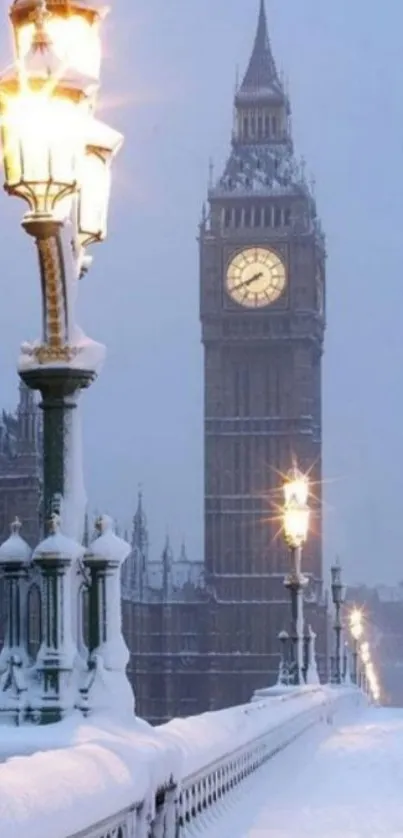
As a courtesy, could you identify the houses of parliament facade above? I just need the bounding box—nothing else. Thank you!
[0,1,328,723]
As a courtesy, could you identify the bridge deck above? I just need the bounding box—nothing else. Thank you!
[202,707,403,837]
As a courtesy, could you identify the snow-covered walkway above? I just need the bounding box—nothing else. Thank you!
[200,707,403,837]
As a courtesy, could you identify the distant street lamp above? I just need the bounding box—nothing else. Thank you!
[350,608,364,686]
[283,465,310,686]
[330,559,344,684]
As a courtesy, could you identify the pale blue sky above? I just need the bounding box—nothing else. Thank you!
[0,1,402,584]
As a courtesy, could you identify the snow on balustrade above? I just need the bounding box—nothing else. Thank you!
[0,684,365,838]
[0,713,182,838]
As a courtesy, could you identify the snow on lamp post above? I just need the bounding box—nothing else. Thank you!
[330,559,344,685]
[283,465,310,686]
[350,608,364,686]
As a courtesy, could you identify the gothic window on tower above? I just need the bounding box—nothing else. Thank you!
[257,115,263,138]
[234,207,241,228]
[224,207,231,228]
[274,207,282,227]
[243,369,251,416]
[264,206,271,227]
[234,368,241,416]
[244,206,252,227]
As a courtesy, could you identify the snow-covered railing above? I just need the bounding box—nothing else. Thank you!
[165,685,364,835]
[0,686,365,838]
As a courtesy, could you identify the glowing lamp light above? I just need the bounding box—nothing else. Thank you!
[283,506,310,549]
[78,118,123,248]
[349,608,363,641]
[283,467,310,549]
[0,11,97,215]
[283,466,309,508]
[360,641,370,665]
[10,0,106,79]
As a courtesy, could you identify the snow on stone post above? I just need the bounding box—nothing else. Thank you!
[0,518,32,725]
[32,513,84,724]
[81,515,134,718]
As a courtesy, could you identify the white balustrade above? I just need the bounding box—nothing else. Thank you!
[0,684,366,838]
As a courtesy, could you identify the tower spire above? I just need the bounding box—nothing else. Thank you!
[239,0,280,95]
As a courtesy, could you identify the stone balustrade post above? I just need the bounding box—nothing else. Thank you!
[80,515,134,717]
[32,514,83,724]
[0,518,32,724]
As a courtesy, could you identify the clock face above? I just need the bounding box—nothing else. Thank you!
[226,247,286,308]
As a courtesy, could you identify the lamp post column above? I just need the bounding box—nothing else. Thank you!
[302,621,312,684]
[284,547,305,686]
[282,464,310,690]
[277,630,289,686]
[331,559,344,685]
[19,216,96,539]
[352,638,358,685]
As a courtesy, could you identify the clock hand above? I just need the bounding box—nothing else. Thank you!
[233,271,264,292]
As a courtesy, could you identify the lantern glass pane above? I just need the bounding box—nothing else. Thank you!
[78,150,110,245]
[283,506,310,548]
[0,90,87,212]
[0,100,21,185]
[283,472,309,507]
[16,14,101,79]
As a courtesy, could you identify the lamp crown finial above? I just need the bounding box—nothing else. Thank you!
[30,0,51,48]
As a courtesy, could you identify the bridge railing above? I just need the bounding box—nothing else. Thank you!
[0,686,365,838]
[163,685,364,835]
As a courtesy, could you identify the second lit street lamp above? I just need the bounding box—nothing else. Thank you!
[283,466,310,686]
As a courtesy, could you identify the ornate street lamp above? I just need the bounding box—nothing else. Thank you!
[0,0,126,725]
[350,608,364,686]
[0,0,121,538]
[330,559,344,685]
[283,465,310,686]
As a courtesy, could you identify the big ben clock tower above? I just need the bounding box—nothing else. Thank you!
[200,0,326,707]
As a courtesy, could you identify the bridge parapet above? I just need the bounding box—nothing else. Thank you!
[0,686,365,838]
